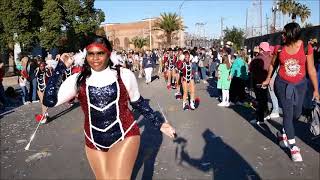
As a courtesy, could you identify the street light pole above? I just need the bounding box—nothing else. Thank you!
[177,0,186,47]
[220,17,224,39]
[149,17,152,50]
[259,0,262,35]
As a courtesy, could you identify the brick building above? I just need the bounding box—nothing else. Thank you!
[103,17,184,50]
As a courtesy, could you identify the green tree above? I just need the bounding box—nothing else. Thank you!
[0,0,105,53]
[130,36,148,50]
[0,0,43,52]
[154,12,184,47]
[223,27,245,50]
[38,0,63,51]
[45,0,105,51]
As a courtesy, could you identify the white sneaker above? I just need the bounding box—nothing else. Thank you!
[269,112,280,119]
[190,100,195,110]
[40,118,47,124]
[183,101,189,110]
[264,115,271,121]
[250,119,265,125]
[23,101,30,105]
[32,100,39,103]
[218,102,226,106]
[290,146,303,162]
[277,132,289,148]
[202,80,208,84]
[224,102,230,107]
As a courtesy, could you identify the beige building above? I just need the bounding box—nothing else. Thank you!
[103,17,184,50]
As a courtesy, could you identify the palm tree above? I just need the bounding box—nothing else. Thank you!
[130,36,148,50]
[278,0,311,23]
[153,12,184,47]
[299,4,311,23]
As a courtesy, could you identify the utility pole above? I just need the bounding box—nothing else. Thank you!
[220,17,224,39]
[266,14,269,34]
[272,0,279,33]
[177,0,186,47]
[149,17,152,50]
[259,0,262,35]
[245,8,248,36]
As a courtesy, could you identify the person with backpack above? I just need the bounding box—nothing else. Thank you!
[262,22,319,162]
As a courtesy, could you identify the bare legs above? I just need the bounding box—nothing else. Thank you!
[85,136,140,180]
[167,70,174,88]
[175,72,181,93]
[37,90,48,114]
[182,80,195,109]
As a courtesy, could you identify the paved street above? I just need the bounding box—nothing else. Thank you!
[1,73,319,180]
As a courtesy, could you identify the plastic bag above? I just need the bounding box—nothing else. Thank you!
[310,100,320,136]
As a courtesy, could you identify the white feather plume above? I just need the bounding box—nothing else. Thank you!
[73,49,87,66]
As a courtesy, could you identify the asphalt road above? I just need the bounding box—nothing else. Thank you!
[1,73,319,180]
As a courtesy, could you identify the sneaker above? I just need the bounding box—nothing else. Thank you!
[277,132,289,148]
[264,115,271,121]
[269,112,280,119]
[236,101,244,106]
[32,100,39,103]
[202,80,208,84]
[217,102,226,107]
[224,102,230,107]
[290,146,303,162]
[250,119,265,125]
[40,117,47,124]
[183,101,189,110]
[190,100,195,110]
[23,101,31,105]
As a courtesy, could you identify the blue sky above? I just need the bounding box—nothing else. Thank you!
[94,0,320,38]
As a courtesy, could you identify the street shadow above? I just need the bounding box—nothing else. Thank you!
[179,129,261,180]
[0,87,24,117]
[206,78,220,98]
[131,100,164,180]
[46,102,80,123]
[151,75,160,82]
[231,105,279,145]
[268,119,320,153]
[0,108,15,120]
